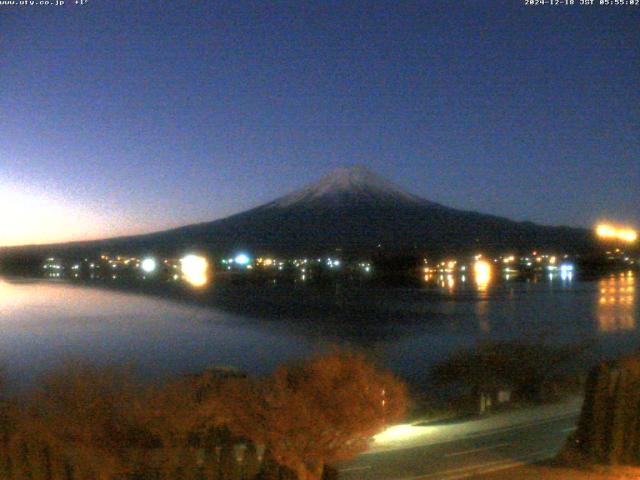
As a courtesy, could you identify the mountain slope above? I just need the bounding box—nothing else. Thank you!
[1,167,595,257]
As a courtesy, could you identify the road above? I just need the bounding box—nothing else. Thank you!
[337,397,582,480]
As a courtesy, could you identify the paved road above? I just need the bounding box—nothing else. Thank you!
[337,398,582,480]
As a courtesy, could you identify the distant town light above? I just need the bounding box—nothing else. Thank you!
[234,253,251,266]
[141,257,157,273]
[560,263,574,273]
[180,254,209,287]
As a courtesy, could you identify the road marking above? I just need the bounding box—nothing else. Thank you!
[443,449,558,480]
[339,465,371,473]
[462,413,578,440]
[444,443,510,457]
[397,459,514,480]
[394,448,557,480]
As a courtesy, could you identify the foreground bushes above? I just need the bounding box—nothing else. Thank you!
[0,351,407,480]
[430,340,587,412]
[559,354,640,467]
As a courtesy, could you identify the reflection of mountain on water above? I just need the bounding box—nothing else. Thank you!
[207,283,460,343]
[4,275,640,397]
[55,278,462,343]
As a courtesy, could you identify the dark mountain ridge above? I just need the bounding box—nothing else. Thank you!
[1,167,595,259]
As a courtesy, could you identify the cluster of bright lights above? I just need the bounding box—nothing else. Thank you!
[222,253,253,269]
[180,254,209,287]
[221,255,352,273]
[43,264,62,271]
[358,262,372,273]
[596,224,637,243]
[44,263,63,277]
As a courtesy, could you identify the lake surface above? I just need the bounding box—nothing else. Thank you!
[1,273,638,391]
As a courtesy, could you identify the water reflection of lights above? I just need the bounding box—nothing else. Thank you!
[180,254,210,287]
[559,263,574,282]
[446,274,455,291]
[474,260,492,291]
[423,261,493,292]
[597,273,636,332]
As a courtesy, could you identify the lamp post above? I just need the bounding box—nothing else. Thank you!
[255,443,266,464]
[213,446,222,480]
[233,443,247,480]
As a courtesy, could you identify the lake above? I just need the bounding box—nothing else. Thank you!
[1,273,638,391]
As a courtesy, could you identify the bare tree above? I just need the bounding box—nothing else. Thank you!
[3,363,155,480]
[219,350,408,480]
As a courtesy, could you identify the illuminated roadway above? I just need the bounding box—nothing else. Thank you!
[337,397,582,480]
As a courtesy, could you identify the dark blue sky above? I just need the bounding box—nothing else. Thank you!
[1,1,638,245]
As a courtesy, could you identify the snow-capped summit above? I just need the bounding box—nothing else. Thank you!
[271,166,426,208]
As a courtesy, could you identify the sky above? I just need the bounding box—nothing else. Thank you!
[1,0,638,246]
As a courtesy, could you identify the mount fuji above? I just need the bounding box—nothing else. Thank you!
[2,167,594,257]
[269,166,427,208]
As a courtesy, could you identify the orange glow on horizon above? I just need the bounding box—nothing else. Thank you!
[0,184,109,247]
[596,223,637,243]
[0,182,181,247]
